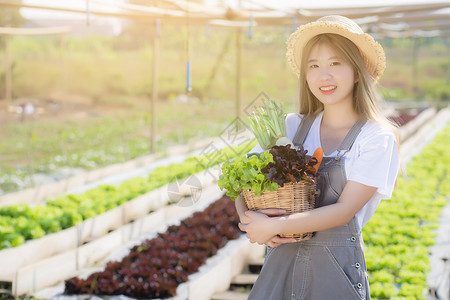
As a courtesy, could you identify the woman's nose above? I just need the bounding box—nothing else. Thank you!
[319,68,332,80]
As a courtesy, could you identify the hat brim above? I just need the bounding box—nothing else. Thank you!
[286,20,385,82]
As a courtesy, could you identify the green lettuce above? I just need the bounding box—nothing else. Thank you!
[218,152,279,200]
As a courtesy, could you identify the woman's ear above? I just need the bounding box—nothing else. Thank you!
[354,69,359,84]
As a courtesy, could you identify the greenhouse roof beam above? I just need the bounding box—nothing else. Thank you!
[0,26,71,36]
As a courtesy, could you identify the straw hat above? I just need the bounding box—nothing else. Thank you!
[286,15,386,82]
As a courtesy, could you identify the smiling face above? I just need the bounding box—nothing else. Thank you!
[305,42,356,109]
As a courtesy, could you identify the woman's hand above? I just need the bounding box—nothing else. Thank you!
[238,210,274,244]
[258,209,297,247]
[238,208,294,245]
[265,235,297,248]
[235,197,297,246]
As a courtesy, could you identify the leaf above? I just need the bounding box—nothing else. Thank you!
[246,99,287,150]
[261,145,316,187]
[218,152,279,200]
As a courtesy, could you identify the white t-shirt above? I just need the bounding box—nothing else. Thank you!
[250,112,400,232]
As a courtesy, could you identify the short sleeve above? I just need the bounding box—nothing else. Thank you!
[348,131,400,200]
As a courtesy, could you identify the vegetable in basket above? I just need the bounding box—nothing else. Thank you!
[218,99,325,240]
[218,147,323,201]
[246,99,294,150]
[261,144,321,187]
[218,98,323,200]
[218,152,278,200]
[309,147,323,174]
[218,145,323,200]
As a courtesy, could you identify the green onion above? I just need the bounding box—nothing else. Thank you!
[246,99,290,150]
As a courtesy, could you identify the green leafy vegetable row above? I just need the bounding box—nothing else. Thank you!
[0,141,256,250]
[364,122,450,299]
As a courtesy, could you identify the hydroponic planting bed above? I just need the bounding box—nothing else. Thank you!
[35,193,266,300]
[388,109,423,127]
[63,196,240,299]
[0,142,253,251]
[364,117,450,299]
[0,170,216,284]
[0,142,254,283]
[0,133,248,208]
[10,184,229,297]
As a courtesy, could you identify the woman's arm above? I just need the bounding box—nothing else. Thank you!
[239,180,377,244]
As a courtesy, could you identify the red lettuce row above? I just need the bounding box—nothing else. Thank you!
[64,196,241,299]
[388,110,421,127]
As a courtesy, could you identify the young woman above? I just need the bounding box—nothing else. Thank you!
[235,15,400,299]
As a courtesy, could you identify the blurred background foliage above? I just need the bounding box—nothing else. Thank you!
[0,3,24,27]
[1,23,449,105]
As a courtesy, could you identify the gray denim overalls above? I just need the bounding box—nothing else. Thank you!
[248,115,370,300]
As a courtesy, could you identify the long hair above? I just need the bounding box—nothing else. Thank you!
[298,34,399,140]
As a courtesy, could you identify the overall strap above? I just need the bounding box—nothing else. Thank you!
[335,118,367,159]
[292,114,315,146]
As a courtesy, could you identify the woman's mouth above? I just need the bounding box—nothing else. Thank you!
[319,85,337,94]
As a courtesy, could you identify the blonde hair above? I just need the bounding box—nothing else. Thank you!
[298,34,399,141]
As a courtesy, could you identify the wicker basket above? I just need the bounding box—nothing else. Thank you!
[242,181,316,241]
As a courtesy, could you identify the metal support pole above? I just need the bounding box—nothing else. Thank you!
[235,28,242,125]
[5,35,12,121]
[412,37,420,100]
[150,19,160,153]
[59,35,67,111]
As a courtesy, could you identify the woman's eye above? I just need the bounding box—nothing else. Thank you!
[309,64,319,69]
[330,61,341,66]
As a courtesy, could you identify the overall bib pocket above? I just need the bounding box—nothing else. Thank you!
[324,246,366,300]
